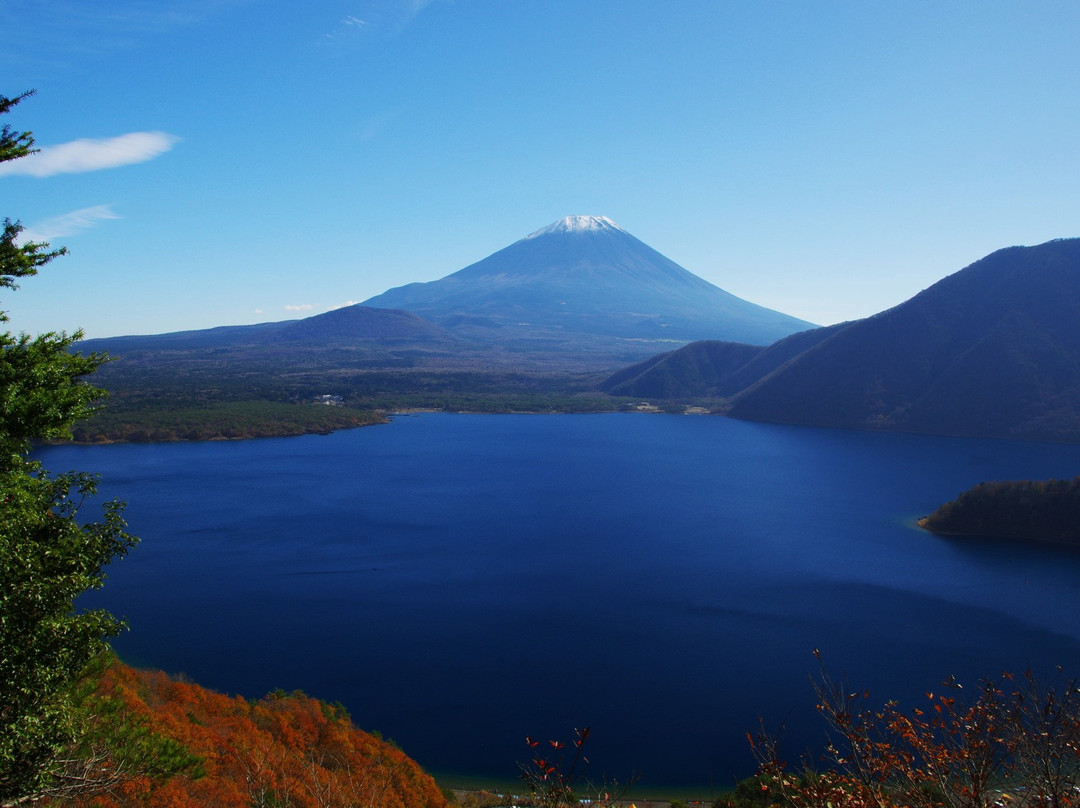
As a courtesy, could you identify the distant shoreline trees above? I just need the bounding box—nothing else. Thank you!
[920,477,1080,545]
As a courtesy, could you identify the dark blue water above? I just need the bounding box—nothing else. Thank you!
[37,414,1080,792]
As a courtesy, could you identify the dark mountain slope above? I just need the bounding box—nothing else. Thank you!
[600,323,843,399]
[728,238,1080,442]
[364,215,816,349]
[601,341,764,398]
[267,305,459,346]
[80,306,458,355]
[79,321,287,353]
[719,322,848,392]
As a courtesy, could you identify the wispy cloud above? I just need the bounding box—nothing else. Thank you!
[325,13,368,40]
[0,132,180,178]
[284,304,315,312]
[325,1,445,40]
[327,300,360,310]
[19,205,121,243]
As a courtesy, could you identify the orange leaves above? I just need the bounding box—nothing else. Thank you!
[62,659,447,808]
[755,656,1080,808]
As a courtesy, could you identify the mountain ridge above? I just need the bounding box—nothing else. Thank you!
[605,237,1080,443]
[83,216,816,371]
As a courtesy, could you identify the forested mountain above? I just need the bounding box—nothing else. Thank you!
[919,476,1080,544]
[730,238,1080,441]
[601,325,841,399]
[605,238,1080,443]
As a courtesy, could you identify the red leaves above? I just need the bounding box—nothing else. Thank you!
[519,725,620,808]
[764,658,1080,808]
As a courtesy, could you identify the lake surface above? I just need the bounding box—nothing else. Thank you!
[38,413,1080,793]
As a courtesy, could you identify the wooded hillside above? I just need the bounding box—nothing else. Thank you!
[919,476,1080,544]
[60,658,448,808]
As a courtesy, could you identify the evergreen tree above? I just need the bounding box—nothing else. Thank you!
[0,90,139,804]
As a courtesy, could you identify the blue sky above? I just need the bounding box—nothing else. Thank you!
[3,1,1079,338]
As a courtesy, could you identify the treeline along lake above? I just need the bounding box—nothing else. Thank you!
[40,413,1080,791]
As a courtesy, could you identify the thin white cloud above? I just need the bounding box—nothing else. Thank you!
[19,205,121,243]
[327,300,360,311]
[325,1,444,40]
[0,131,180,178]
[325,14,368,39]
[252,308,264,315]
[284,304,315,312]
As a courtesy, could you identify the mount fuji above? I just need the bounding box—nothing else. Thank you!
[362,216,815,355]
[77,217,818,392]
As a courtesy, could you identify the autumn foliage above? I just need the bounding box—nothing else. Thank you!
[56,658,448,808]
[518,728,636,808]
[745,653,1080,808]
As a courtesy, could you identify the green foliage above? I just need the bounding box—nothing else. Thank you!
[318,699,351,723]
[63,355,625,443]
[0,330,108,456]
[921,476,1080,544]
[0,217,67,299]
[712,776,777,808]
[0,468,137,798]
[0,92,66,297]
[0,92,36,161]
[0,90,142,805]
[49,652,205,800]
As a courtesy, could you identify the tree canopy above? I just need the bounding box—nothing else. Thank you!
[0,90,140,805]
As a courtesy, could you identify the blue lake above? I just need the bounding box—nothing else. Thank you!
[37,413,1080,792]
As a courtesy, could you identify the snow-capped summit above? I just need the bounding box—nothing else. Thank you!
[362,215,817,351]
[526,215,624,238]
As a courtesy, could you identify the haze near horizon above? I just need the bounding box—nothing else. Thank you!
[3,1,1079,339]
